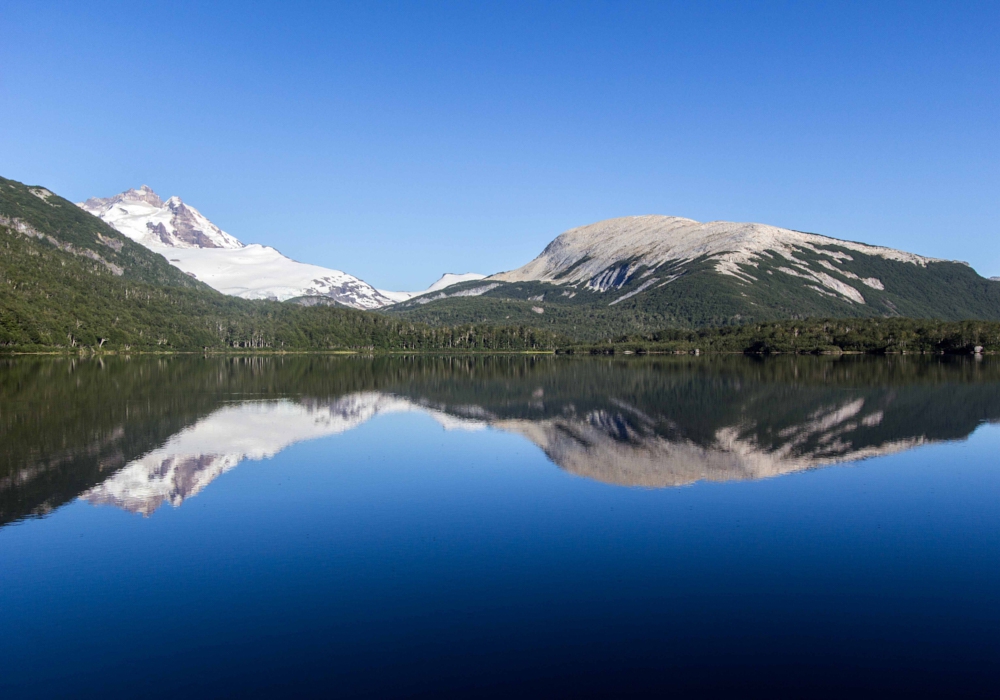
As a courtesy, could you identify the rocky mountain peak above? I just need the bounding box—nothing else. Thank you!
[81,185,162,212]
[78,186,243,251]
[128,185,163,205]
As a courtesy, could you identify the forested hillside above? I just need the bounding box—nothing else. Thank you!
[387,261,1000,341]
[0,177,558,352]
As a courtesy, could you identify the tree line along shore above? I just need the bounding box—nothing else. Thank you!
[559,318,999,355]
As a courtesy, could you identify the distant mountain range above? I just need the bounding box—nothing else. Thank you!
[78,186,483,309]
[3,174,998,346]
[76,186,1000,334]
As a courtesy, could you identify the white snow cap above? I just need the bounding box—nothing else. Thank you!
[78,186,394,309]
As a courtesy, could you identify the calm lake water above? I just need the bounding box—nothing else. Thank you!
[1,355,999,697]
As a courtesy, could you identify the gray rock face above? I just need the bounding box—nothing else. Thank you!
[82,184,163,210]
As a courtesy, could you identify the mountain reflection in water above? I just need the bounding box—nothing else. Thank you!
[2,354,998,522]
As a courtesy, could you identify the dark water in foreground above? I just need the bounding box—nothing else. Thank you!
[1,355,999,697]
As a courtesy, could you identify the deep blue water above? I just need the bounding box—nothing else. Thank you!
[1,355,998,697]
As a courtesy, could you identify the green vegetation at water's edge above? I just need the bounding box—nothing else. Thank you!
[562,318,1000,355]
[0,176,558,352]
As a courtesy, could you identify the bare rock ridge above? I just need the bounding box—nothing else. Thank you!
[497,216,942,280]
[492,215,942,304]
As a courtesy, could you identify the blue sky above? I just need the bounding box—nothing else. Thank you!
[2,0,997,289]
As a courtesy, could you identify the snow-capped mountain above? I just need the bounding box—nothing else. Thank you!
[78,186,394,309]
[378,272,487,303]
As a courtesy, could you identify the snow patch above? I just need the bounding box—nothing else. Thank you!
[609,277,659,305]
[29,188,55,203]
[816,259,885,291]
[776,266,865,304]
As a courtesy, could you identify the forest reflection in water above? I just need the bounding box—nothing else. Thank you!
[2,353,998,526]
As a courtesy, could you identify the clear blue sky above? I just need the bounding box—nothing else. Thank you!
[2,0,997,289]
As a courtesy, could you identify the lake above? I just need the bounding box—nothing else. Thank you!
[1,354,998,697]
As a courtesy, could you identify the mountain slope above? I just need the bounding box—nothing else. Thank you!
[0,176,558,352]
[387,215,1000,339]
[79,186,393,309]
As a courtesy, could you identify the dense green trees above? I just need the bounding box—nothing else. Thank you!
[565,318,1000,355]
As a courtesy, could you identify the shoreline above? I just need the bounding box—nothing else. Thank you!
[1,348,993,358]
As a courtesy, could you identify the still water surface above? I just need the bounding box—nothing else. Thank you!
[1,355,999,697]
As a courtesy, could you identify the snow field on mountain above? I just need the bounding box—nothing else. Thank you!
[156,244,387,306]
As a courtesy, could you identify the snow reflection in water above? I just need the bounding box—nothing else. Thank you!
[81,389,961,515]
